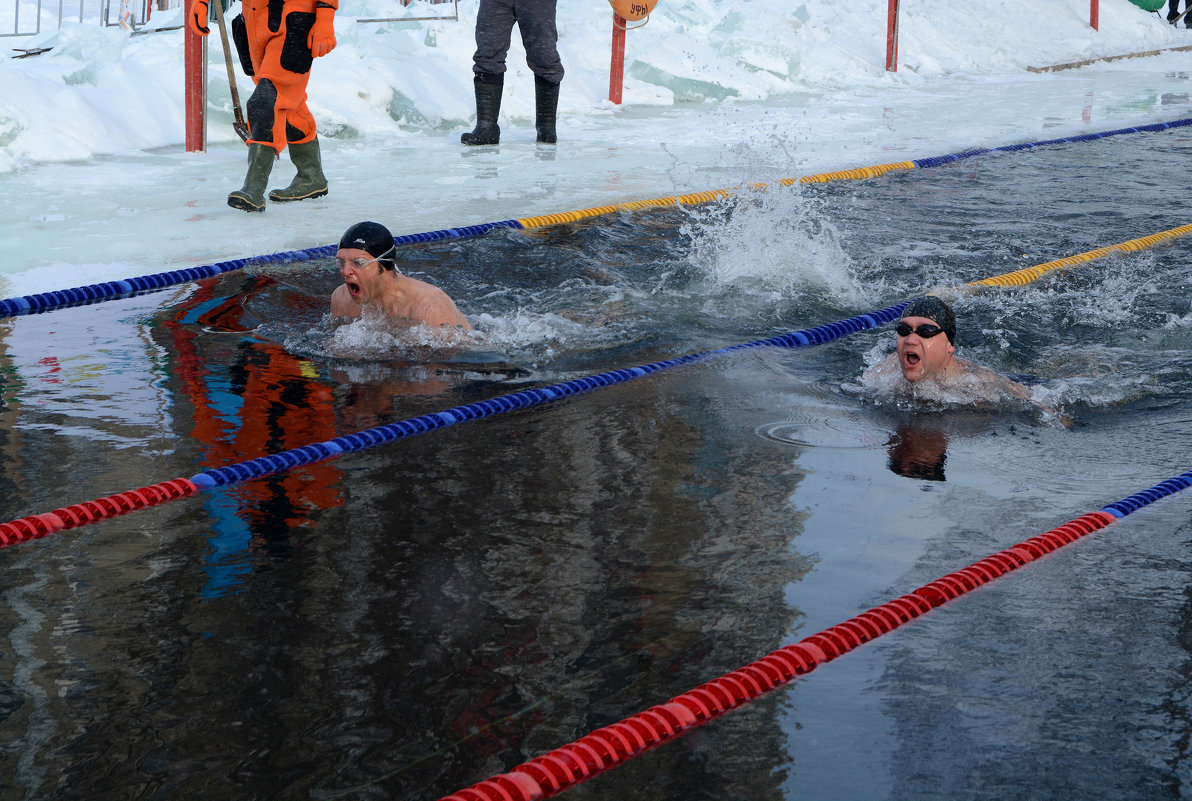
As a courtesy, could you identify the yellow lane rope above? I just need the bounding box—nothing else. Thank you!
[516,162,1191,294]
[515,163,916,229]
[965,222,1192,289]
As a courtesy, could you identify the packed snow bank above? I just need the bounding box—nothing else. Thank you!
[0,0,1187,172]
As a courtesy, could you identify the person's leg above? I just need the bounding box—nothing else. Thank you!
[234,10,326,208]
[515,0,562,143]
[462,0,514,145]
[267,12,327,202]
[533,76,558,144]
[227,139,277,213]
[471,0,516,77]
[270,137,327,202]
[515,0,563,84]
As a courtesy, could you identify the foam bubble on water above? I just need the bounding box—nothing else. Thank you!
[845,349,1062,425]
[467,309,612,366]
[1030,343,1169,408]
[470,309,588,346]
[306,306,605,368]
[322,312,473,362]
[1161,308,1192,330]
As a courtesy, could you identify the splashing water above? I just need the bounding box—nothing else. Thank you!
[679,181,880,311]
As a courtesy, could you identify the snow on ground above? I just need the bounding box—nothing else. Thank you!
[1,0,1190,296]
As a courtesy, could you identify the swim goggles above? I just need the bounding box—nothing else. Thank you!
[336,244,399,272]
[895,322,945,339]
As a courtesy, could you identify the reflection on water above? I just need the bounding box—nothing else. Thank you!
[1,132,1192,799]
[165,281,345,598]
[885,423,949,482]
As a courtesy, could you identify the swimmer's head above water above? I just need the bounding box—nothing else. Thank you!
[896,295,957,383]
[338,220,398,273]
[331,221,471,330]
[859,295,1056,421]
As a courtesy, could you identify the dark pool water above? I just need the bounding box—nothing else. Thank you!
[2,128,1192,800]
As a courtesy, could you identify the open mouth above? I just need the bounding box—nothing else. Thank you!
[904,352,921,366]
[346,279,361,298]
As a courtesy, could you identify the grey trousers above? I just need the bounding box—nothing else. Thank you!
[471,0,564,83]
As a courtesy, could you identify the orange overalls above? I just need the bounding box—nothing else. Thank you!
[232,0,337,154]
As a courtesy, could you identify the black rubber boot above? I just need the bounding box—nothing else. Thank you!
[268,138,328,202]
[227,143,276,212]
[461,73,503,146]
[534,75,559,144]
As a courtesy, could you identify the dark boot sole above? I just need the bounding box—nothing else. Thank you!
[227,192,265,213]
[268,187,329,203]
[461,125,501,146]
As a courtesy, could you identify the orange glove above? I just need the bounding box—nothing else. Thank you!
[308,3,336,58]
[187,0,210,35]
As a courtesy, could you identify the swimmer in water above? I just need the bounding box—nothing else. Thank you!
[330,221,472,331]
[863,295,1035,403]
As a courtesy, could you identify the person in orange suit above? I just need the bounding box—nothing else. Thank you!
[188,0,337,212]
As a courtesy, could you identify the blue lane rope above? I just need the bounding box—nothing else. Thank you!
[910,118,1192,167]
[1102,474,1192,517]
[4,118,1192,319]
[0,220,524,318]
[6,297,1192,541]
[187,303,909,489]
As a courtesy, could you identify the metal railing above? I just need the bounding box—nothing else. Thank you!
[3,0,454,41]
[2,0,163,38]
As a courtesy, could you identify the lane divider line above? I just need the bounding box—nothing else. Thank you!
[964,222,1192,288]
[0,303,908,546]
[2,118,1190,319]
[435,469,1192,801]
[6,212,1192,543]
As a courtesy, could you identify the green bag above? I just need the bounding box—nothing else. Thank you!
[1128,0,1167,11]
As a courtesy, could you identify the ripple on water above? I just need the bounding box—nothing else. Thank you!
[756,412,893,450]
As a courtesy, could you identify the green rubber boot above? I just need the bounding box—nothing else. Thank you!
[268,138,329,203]
[227,143,276,213]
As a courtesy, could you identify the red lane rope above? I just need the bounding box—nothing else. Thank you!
[0,479,199,548]
[436,510,1116,801]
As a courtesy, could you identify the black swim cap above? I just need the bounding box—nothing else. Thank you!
[339,221,397,269]
[901,295,956,343]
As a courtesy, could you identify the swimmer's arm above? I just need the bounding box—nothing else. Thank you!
[967,363,1038,402]
[994,371,1034,402]
[330,285,362,318]
[978,365,1072,427]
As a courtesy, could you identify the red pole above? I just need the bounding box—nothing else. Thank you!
[609,13,626,104]
[184,0,206,152]
[1090,0,1098,30]
[885,0,899,72]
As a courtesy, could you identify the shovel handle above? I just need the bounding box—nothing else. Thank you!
[212,0,250,141]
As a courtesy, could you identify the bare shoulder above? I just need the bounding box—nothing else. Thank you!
[956,359,1035,401]
[412,280,471,330]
